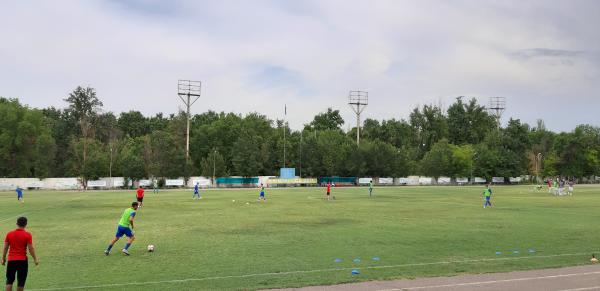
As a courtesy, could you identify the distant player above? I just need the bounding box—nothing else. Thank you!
[483,184,492,208]
[567,180,574,196]
[136,186,144,207]
[2,217,39,291]
[15,186,23,203]
[258,183,266,201]
[193,183,201,199]
[326,182,332,201]
[368,180,373,197]
[153,180,158,194]
[105,202,139,256]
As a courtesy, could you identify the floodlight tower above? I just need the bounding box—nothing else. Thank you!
[348,91,368,145]
[488,97,506,129]
[177,80,201,162]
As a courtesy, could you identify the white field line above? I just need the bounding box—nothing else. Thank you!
[29,251,595,291]
[378,271,600,290]
[559,286,600,291]
[0,212,26,222]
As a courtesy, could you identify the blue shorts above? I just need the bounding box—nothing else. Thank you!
[260,192,264,197]
[115,225,134,238]
[485,196,491,201]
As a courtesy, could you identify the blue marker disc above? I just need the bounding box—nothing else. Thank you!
[351,269,360,275]
[372,257,380,261]
[495,251,502,255]
[353,258,361,263]
[334,258,343,263]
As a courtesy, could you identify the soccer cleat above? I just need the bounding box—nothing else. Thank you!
[122,249,130,256]
[104,250,110,256]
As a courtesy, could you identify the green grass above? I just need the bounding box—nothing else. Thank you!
[1,185,599,290]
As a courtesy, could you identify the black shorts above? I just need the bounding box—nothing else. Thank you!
[6,260,28,287]
[137,197,144,203]
[326,192,330,196]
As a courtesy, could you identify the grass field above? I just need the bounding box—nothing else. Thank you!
[1,185,599,290]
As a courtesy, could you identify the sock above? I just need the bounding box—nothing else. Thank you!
[124,243,131,250]
[106,244,114,251]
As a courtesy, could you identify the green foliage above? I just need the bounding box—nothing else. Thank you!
[305,108,344,131]
[0,98,56,178]
[3,92,600,180]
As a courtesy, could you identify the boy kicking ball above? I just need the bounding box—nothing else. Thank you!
[105,202,139,256]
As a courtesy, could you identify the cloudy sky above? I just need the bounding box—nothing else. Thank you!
[1,0,598,131]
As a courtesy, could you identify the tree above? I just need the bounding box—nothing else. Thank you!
[118,111,150,138]
[447,97,495,145]
[63,86,103,126]
[64,86,103,182]
[410,104,448,154]
[305,108,344,131]
[420,139,454,178]
[120,137,146,184]
[200,149,227,178]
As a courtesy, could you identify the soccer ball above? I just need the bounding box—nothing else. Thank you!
[591,257,598,264]
[147,244,155,252]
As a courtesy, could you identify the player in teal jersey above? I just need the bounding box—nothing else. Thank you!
[104,202,139,256]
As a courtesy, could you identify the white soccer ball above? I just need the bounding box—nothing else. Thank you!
[232,200,235,202]
[147,244,155,252]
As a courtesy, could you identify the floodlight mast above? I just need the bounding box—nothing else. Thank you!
[488,97,506,129]
[348,91,368,145]
[177,80,201,163]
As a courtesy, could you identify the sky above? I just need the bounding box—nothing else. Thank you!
[1,0,599,132]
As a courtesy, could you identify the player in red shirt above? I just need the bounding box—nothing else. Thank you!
[136,186,145,208]
[2,217,39,291]
[326,182,332,201]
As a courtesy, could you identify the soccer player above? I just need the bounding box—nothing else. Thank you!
[326,182,332,201]
[568,180,574,196]
[15,187,23,203]
[368,180,373,197]
[193,182,201,199]
[258,183,266,201]
[2,217,39,291]
[153,179,158,194]
[105,202,139,256]
[136,186,144,207]
[483,184,492,208]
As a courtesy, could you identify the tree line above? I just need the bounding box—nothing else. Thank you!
[1,87,599,183]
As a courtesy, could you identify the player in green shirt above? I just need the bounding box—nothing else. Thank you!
[369,181,373,197]
[104,202,139,256]
[258,183,266,201]
[483,184,492,208]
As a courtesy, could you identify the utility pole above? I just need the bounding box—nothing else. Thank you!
[348,91,368,145]
[177,80,201,162]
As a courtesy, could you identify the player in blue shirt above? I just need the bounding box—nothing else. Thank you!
[15,186,24,203]
[193,183,201,200]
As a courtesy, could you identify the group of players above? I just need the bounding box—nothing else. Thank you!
[546,177,575,196]
[3,178,494,290]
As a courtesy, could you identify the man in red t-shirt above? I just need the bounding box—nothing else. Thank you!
[326,182,332,201]
[2,217,39,291]
[136,186,145,207]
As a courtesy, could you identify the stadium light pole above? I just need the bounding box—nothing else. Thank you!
[536,153,543,184]
[177,80,201,163]
[213,149,217,186]
[109,146,113,189]
[348,91,368,145]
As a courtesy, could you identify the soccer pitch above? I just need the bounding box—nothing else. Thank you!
[1,185,599,290]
